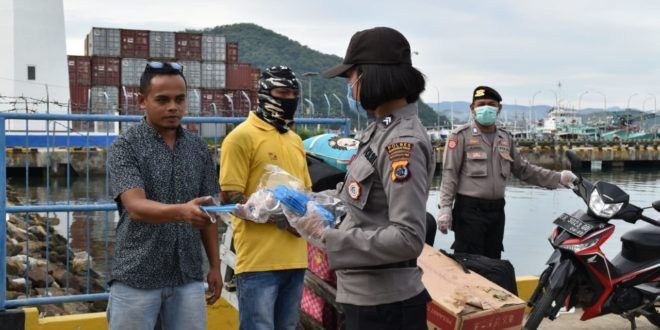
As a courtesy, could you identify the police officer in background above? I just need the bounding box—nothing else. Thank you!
[286,27,434,330]
[436,86,576,259]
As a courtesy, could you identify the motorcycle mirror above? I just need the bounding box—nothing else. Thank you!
[653,200,660,212]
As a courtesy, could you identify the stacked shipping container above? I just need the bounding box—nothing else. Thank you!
[120,30,149,58]
[149,31,176,59]
[181,61,202,88]
[119,86,141,115]
[86,28,121,57]
[226,63,252,90]
[70,27,259,133]
[67,55,91,118]
[120,58,147,87]
[226,42,238,64]
[176,33,202,60]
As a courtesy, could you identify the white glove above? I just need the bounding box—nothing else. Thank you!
[559,170,577,188]
[436,212,452,234]
[285,201,331,249]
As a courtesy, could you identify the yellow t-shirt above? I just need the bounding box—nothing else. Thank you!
[220,112,312,274]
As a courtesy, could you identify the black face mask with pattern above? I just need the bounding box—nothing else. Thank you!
[255,66,300,133]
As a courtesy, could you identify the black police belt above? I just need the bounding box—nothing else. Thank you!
[347,259,417,270]
[455,194,505,211]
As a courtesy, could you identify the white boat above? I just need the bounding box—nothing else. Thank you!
[542,107,582,133]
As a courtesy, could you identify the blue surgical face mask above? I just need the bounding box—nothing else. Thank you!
[346,75,364,112]
[474,105,499,126]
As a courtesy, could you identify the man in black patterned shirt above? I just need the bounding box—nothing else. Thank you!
[107,62,221,330]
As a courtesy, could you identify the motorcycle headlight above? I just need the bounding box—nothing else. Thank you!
[588,190,623,218]
[560,236,600,253]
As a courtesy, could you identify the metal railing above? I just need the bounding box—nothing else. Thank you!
[1,112,350,311]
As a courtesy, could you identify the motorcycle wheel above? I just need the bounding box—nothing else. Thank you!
[524,286,561,330]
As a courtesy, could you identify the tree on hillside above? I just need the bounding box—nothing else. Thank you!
[195,23,446,128]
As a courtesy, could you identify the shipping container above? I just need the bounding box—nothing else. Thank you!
[186,88,202,115]
[119,86,141,115]
[69,84,90,131]
[68,56,92,86]
[89,86,120,133]
[226,63,253,90]
[90,86,119,114]
[226,42,238,64]
[121,58,147,87]
[91,57,121,86]
[227,90,257,116]
[180,61,201,88]
[87,27,121,57]
[201,62,226,89]
[201,34,226,62]
[201,89,228,116]
[176,32,202,61]
[250,68,261,90]
[69,85,90,114]
[149,31,176,59]
[121,29,149,58]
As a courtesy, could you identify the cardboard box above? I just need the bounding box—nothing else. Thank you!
[418,245,526,330]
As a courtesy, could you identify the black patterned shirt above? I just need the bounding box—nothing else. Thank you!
[108,118,219,289]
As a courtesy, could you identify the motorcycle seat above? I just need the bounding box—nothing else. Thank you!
[620,226,660,262]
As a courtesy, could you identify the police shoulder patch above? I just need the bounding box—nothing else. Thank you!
[385,141,414,160]
[447,138,458,149]
[347,180,361,199]
[390,159,410,182]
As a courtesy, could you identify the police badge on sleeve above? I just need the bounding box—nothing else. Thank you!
[347,180,361,200]
[390,160,410,182]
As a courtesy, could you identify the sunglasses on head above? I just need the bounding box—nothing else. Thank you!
[145,61,183,72]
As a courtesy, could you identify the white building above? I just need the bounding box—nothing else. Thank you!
[0,0,69,132]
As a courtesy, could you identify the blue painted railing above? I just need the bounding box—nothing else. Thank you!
[1,112,349,311]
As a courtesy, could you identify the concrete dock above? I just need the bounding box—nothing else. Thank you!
[538,308,656,329]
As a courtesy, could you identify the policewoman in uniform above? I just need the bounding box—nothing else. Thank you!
[287,27,434,330]
[436,86,576,259]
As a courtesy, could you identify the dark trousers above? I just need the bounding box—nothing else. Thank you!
[340,290,431,330]
[451,194,506,259]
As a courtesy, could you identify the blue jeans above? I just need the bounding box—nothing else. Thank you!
[107,281,206,330]
[236,269,306,330]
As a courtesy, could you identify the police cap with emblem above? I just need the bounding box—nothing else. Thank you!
[322,27,412,78]
[472,86,502,103]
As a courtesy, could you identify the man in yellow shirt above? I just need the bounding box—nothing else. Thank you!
[220,66,312,330]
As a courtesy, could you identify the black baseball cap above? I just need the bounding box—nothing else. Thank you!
[322,27,412,78]
[472,86,502,103]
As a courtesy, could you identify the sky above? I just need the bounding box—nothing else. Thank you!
[62,0,660,110]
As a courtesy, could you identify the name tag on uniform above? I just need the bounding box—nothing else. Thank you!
[498,145,513,161]
[468,137,481,145]
[467,151,486,159]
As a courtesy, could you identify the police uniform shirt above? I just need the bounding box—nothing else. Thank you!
[438,120,561,213]
[324,103,436,306]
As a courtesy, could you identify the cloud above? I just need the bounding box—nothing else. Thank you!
[62,0,660,109]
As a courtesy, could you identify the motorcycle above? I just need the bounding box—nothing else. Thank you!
[524,176,660,330]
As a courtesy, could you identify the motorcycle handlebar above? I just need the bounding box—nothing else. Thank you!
[639,214,660,227]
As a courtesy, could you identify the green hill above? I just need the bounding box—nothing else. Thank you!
[197,23,446,128]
